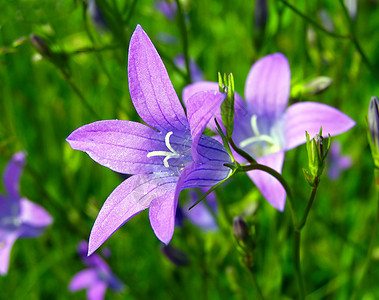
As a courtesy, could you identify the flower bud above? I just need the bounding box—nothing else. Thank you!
[368,96,379,167]
[161,245,190,267]
[29,34,51,57]
[302,76,333,95]
[233,216,250,243]
[304,128,331,186]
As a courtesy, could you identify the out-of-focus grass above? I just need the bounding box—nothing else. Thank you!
[0,0,378,299]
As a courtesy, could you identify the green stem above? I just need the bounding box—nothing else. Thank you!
[240,164,292,202]
[247,265,264,300]
[279,0,350,39]
[175,0,191,84]
[297,184,319,230]
[294,230,306,300]
[59,68,101,119]
[228,138,257,164]
[338,0,379,80]
[351,170,379,299]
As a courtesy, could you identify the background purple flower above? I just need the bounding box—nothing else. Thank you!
[183,53,355,211]
[176,188,218,231]
[327,141,352,180]
[155,1,177,21]
[66,25,231,255]
[174,54,204,83]
[0,151,52,275]
[69,241,124,300]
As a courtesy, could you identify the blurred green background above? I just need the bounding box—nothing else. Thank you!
[1,0,378,299]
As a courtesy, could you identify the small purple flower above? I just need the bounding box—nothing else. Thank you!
[0,151,52,275]
[155,1,178,21]
[69,241,124,300]
[66,25,231,255]
[174,54,204,83]
[327,141,352,180]
[183,53,355,211]
[176,188,218,231]
[88,0,108,31]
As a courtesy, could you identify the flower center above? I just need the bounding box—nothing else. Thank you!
[147,131,184,168]
[238,115,281,156]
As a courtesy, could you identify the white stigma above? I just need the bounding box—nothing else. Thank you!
[147,131,182,168]
[239,115,279,150]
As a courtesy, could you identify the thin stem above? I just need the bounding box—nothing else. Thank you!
[279,0,350,39]
[228,138,257,164]
[59,68,100,119]
[240,164,292,202]
[124,0,138,24]
[294,230,306,300]
[175,0,191,84]
[338,0,379,80]
[247,265,264,300]
[351,170,379,299]
[297,185,318,230]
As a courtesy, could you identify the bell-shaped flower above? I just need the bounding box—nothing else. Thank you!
[69,241,124,300]
[66,25,231,255]
[182,53,355,211]
[0,151,53,275]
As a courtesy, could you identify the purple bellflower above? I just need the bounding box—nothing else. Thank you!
[66,25,231,255]
[327,141,352,180]
[69,241,124,300]
[0,151,52,275]
[183,53,355,211]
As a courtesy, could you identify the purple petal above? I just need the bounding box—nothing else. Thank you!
[69,269,99,292]
[128,24,188,132]
[88,173,178,255]
[3,151,26,199]
[247,151,286,211]
[149,162,197,244]
[182,81,248,132]
[185,90,226,161]
[19,198,53,228]
[0,231,19,275]
[87,281,107,300]
[67,120,171,175]
[284,102,356,150]
[148,190,176,245]
[244,53,290,119]
[181,161,231,189]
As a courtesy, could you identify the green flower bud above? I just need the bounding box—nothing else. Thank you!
[302,76,333,95]
[368,96,379,168]
[304,128,331,186]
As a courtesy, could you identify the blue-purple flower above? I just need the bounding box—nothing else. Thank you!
[327,141,352,180]
[155,1,177,21]
[0,151,52,275]
[183,53,355,211]
[176,188,218,231]
[66,25,231,255]
[69,241,124,300]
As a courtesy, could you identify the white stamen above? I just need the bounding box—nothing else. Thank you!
[239,115,278,149]
[147,131,181,168]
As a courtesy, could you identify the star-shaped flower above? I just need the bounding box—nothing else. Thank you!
[0,151,53,275]
[69,241,124,300]
[183,53,355,211]
[66,25,231,255]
